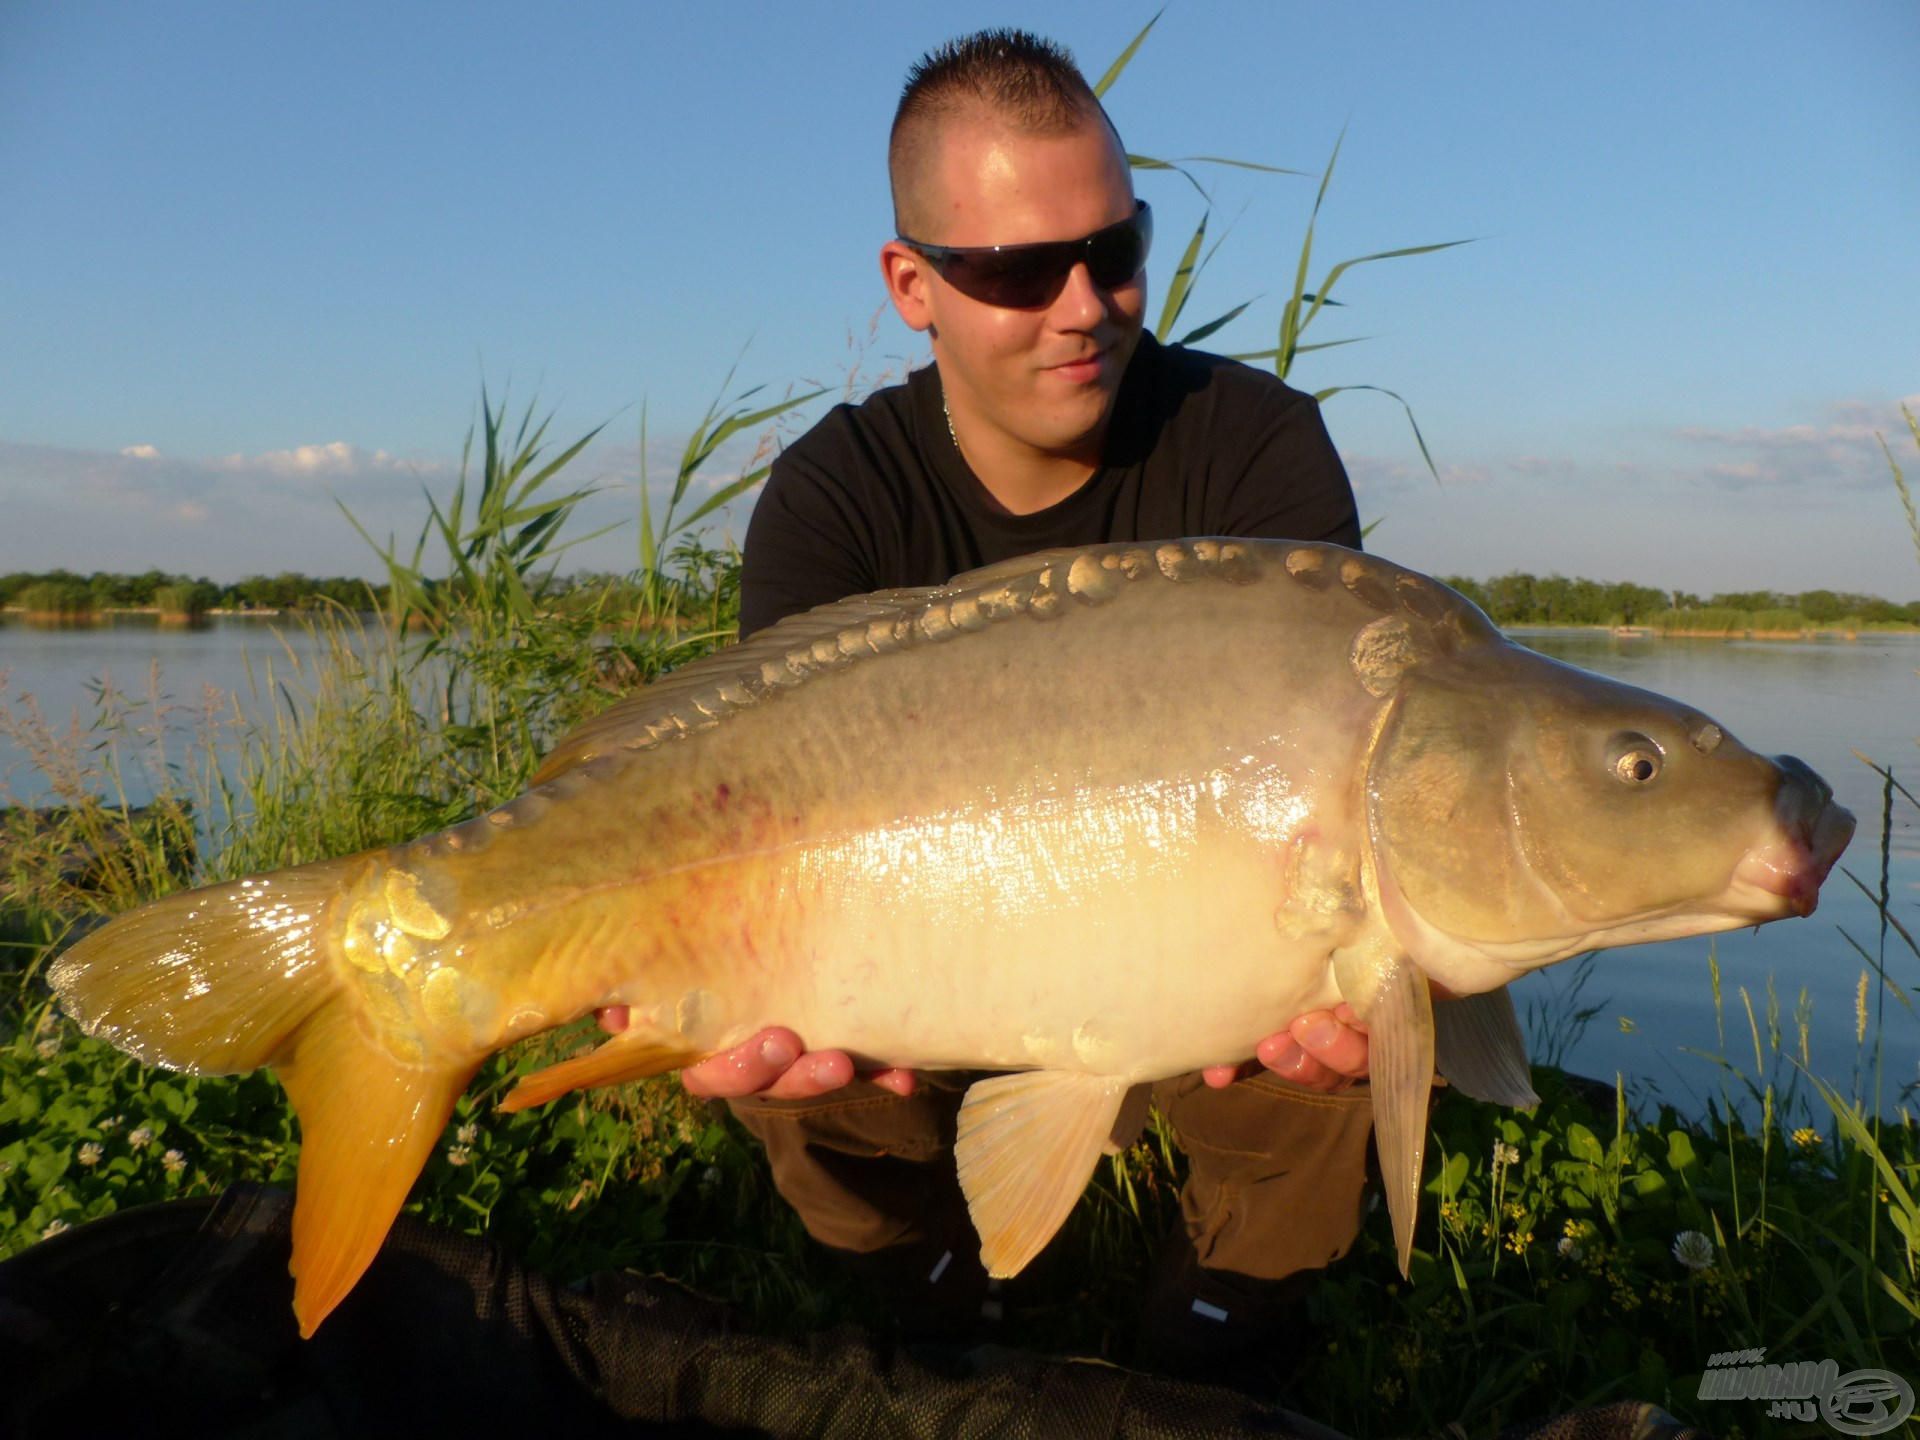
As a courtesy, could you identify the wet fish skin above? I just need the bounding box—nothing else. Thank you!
[47,538,1854,1334]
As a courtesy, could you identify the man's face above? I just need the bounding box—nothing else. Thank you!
[884,112,1146,462]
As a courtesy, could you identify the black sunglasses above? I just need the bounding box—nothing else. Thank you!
[898,201,1153,310]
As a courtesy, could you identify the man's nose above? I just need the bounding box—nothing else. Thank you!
[1050,260,1113,328]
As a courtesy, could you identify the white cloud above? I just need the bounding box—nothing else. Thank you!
[1506,454,1576,478]
[214,440,409,477]
[0,436,459,574]
[1676,394,1920,490]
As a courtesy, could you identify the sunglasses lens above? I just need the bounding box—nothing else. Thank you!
[1087,208,1151,288]
[939,250,1069,308]
[923,205,1152,309]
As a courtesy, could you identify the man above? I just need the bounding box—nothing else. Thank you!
[599,29,1378,1372]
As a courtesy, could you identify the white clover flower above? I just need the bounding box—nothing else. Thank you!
[456,1123,478,1146]
[0,1158,12,1175]
[77,1142,103,1167]
[1492,1141,1521,1168]
[99,1115,121,1133]
[128,1126,154,1150]
[41,1218,69,1239]
[35,1038,58,1060]
[1557,1236,1583,1261]
[446,1145,471,1167]
[1672,1230,1715,1271]
[161,1149,187,1174]
[34,1009,57,1035]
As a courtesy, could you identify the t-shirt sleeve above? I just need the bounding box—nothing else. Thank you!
[1216,388,1364,551]
[738,439,884,639]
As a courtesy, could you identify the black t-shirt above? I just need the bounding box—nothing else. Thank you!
[739,331,1362,638]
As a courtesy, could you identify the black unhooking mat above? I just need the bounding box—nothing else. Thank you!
[0,1185,1703,1440]
[0,1184,1347,1439]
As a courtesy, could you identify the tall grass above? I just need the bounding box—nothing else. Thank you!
[1098,11,1467,484]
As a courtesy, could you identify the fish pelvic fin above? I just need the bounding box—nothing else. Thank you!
[498,1036,702,1112]
[277,1003,477,1337]
[1434,989,1540,1108]
[1337,949,1435,1278]
[954,1071,1131,1279]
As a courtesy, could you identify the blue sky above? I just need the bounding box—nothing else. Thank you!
[3,1,1917,598]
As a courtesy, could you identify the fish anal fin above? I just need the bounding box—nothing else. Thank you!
[1338,950,1435,1278]
[276,1007,477,1338]
[954,1070,1130,1279]
[1434,989,1540,1107]
[499,1036,701,1113]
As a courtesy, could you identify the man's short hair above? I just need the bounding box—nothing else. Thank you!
[889,28,1120,239]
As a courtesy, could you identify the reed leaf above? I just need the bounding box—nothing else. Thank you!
[1091,8,1163,97]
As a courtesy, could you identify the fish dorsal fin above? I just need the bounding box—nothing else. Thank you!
[1434,989,1540,1108]
[529,538,1273,787]
[954,1070,1131,1279]
[527,588,943,785]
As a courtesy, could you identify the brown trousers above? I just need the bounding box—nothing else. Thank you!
[728,1070,1376,1284]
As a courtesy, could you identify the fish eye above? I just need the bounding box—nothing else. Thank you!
[1610,736,1663,786]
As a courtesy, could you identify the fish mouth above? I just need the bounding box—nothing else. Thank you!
[1727,755,1855,920]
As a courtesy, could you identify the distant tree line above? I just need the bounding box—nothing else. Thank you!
[5,564,1915,631]
[0,569,393,616]
[1444,572,1920,630]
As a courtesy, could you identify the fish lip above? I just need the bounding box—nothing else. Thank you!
[1729,799,1855,920]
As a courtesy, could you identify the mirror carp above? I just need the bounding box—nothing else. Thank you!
[50,539,1855,1336]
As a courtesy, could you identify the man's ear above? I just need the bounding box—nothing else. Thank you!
[880,241,934,334]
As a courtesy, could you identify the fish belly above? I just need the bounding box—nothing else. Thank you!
[465,570,1384,1076]
[701,746,1357,1079]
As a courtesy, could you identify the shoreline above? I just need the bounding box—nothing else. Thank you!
[1505,621,1919,639]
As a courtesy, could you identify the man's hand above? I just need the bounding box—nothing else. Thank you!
[1198,982,1458,1093]
[1201,1004,1371,1093]
[593,1008,918,1100]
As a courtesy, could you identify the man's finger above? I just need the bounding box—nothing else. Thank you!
[680,1027,806,1098]
[1256,1030,1357,1093]
[760,1049,855,1099]
[863,1067,919,1097]
[1198,1059,1259,1090]
[1286,1009,1370,1079]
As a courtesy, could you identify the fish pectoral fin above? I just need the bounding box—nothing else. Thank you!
[1339,952,1436,1279]
[276,1006,478,1338]
[954,1071,1131,1279]
[499,1036,702,1112]
[1434,989,1540,1108]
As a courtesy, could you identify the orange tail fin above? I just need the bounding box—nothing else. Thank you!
[49,854,475,1337]
[277,1005,476,1336]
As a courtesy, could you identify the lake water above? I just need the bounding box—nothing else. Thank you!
[1508,628,1919,1119]
[2,616,1916,1118]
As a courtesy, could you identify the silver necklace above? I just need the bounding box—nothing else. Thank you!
[942,389,960,450]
